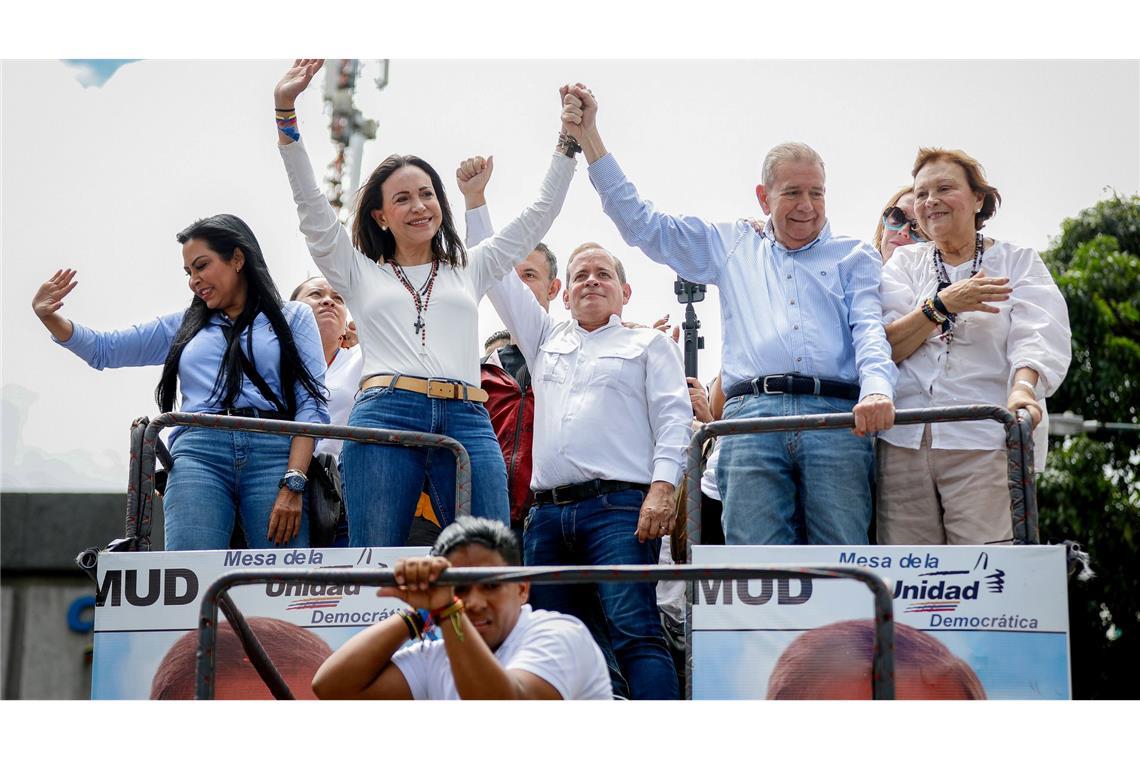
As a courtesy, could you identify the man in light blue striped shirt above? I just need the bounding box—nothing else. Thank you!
[563,84,897,546]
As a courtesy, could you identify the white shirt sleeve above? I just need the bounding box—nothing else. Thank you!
[468,153,576,298]
[390,640,434,700]
[503,616,602,700]
[880,247,923,324]
[1004,246,1072,396]
[644,331,694,486]
[465,204,494,248]
[279,139,364,299]
[485,264,553,369]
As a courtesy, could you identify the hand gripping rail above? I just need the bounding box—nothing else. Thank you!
[194,564,897,701]
[122,412,473,551]
[682,405,1038,552]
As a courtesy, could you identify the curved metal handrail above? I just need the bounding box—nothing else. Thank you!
[195,564,896,701]
[683,404,1038,553]
[125,413,473,551]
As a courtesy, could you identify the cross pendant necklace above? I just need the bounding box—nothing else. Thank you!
[390,258,440,354]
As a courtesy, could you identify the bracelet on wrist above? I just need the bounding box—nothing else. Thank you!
[921,298,946,325]
[931,293,956,320]
[430,596,466,642]
[556,132,582,157]
[276,109,301,142]
[1015,379,1037,396]
[397,608,425,641]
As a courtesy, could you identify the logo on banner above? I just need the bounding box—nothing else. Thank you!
[894,553,1005,615]
[694,578,813,606]
[265,566,361,612]
[96,568,198,607]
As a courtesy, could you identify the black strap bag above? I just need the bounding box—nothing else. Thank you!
[223,324,344,548]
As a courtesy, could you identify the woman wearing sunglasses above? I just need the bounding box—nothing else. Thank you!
[875,148,1070,545]
[873,187,926,262]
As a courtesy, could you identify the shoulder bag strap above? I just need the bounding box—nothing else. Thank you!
[220,323,289,416]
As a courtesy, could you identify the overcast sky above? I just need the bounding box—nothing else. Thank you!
[2,59,1138,491]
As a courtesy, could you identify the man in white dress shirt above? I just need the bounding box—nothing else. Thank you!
[487,241,691,700]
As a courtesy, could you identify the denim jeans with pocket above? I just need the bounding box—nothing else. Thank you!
[523,488,679,699]
[163,426,308,551]
[716,392,873,545]
[340,385,509,547]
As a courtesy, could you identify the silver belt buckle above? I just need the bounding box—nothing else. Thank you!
[762,375,783,394]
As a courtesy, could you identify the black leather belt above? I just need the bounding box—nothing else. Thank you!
[533,479,650,506]
[724,373,860,402]
[218,407,290,420]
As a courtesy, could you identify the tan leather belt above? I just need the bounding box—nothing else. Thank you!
[360,374,488,403]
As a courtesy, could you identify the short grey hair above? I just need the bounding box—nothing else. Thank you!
[567,242,627,285]
[483,329,511,352]
[532,242,558,283]
[761,142,826,187]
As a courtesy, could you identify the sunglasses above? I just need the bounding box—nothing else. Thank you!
[882,206,927,242]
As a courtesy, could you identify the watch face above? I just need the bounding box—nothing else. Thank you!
[283,474,307,493]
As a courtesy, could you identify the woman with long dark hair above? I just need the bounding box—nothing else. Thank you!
[273,59,578,547]
[32,214,329,550]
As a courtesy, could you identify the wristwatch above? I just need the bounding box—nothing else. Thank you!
[278,468,308,493]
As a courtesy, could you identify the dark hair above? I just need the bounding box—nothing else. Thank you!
[150,617,332,699]
[155,214,325,416]
[568,242,627,285]
[351,154,466,268]
[289,275,326,301]
[431,516,521,566]
[766,619,986,700]
[532,242,558,283]
[483,329,511,352]
[912,147,1002,231]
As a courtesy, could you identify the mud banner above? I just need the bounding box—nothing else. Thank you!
[690,545,1070,700]
[92,546,428,699]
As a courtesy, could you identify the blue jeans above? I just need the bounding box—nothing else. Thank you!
[523,489,679,700]
[341,385,509,547]
[717,393,873,545]
[163,427,308,551]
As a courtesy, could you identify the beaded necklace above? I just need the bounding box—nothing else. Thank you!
[390,258,439,354]
[930,232,984,349]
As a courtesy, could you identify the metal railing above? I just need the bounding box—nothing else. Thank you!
[122,413,473,551]
[194,564,897,701]
[682,405,1038,552]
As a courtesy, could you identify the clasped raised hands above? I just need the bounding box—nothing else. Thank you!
[275,59,325,109]
[938,271,1012,315]
[559,82,597,142]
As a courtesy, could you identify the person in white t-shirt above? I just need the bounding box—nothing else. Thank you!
[311,516,612,700]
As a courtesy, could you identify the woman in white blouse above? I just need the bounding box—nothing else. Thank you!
[273,60,578,547]
[877,148,1071,545]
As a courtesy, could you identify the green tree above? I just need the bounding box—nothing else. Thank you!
[1039,192,1140,699]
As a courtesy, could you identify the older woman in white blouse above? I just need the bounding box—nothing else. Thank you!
[877,148,1071,545]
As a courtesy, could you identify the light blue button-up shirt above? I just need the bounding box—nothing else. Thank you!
[57,301,329,444]
[588,153,896,399]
